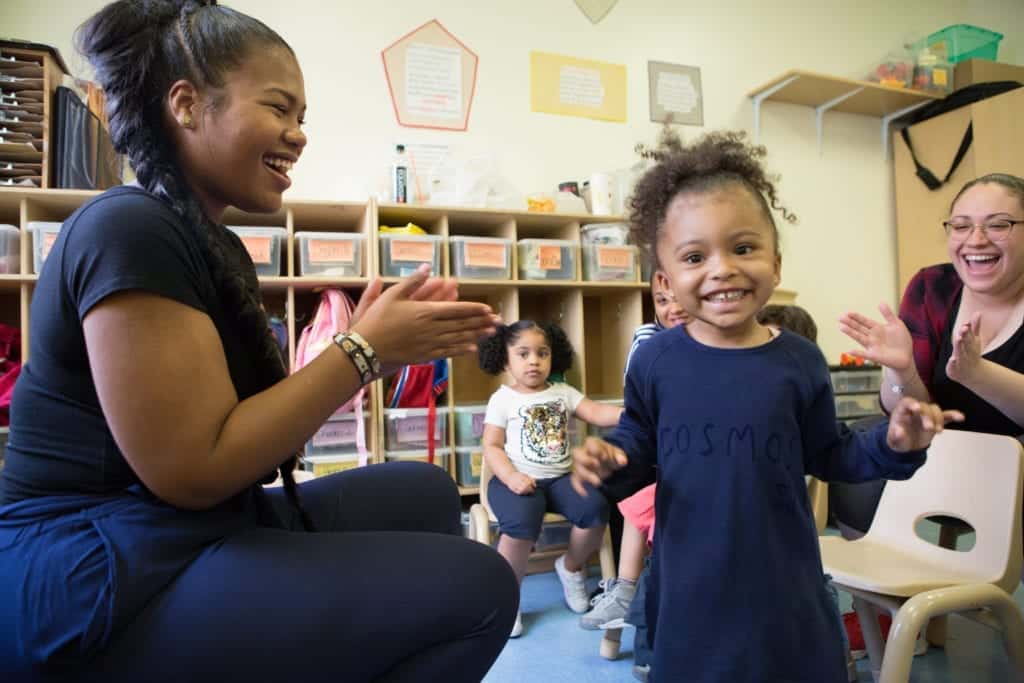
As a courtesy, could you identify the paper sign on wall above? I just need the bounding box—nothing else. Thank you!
[648,61,703,126]
[530,51,626,122]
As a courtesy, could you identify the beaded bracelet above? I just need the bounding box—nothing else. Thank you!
[333,330,382,385]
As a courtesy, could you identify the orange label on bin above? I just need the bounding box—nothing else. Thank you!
[41,231,58,261]
[465,242,506,269]
[597,246,631,270]
[538,245,562,270]
[390,239,434,263]
[309,238,354,264]
[240,236,272,264]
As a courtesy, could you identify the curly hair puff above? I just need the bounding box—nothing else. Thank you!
[630,128,796,268]
[478,320,575,378]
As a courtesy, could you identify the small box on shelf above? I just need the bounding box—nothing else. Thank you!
[383,406,449,451]
[29,220,61,274]
[304,411,368,460]
[301,454,361,477]
[455,446,482,486]
[450,236,511,280]
[453,403,488,446]
[379,233,443,276]
[385,447,450,470]
[582,244,638,281]
[226,226,286,277]
[517,238,576,280]
[835,393,882,419]
[0,224,19,273]
[295,231,365,277]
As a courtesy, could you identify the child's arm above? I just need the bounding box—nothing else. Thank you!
[574,398,624,428]
[885,397,964,452]
[482,424,536,495]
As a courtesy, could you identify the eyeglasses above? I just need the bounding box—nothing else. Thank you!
[942,218,1023,243]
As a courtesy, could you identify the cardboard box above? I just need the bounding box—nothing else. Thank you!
[954,59,1024,88]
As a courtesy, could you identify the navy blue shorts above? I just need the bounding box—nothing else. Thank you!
[488,473,608,541]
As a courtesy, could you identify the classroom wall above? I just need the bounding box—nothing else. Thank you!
[3,0,1022,362]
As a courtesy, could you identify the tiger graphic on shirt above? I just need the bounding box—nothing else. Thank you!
[518,400,569,466]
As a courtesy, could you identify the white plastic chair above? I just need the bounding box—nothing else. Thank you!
[468,458,621,659]
[820,430,1024,683]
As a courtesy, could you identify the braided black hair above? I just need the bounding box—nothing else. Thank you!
[478,320,574,378]
[631,128,796,269]
[77,0,312,529]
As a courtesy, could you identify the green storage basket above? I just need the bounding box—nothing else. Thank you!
[916,24,1003,64]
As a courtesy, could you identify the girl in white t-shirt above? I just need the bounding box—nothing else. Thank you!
[479,320,623,638]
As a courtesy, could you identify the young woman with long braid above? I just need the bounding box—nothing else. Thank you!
[0,2,517,681]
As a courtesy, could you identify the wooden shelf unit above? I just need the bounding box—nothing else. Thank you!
[0,187,797,493]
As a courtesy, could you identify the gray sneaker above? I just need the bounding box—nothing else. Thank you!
[579,578,636,630]
[632,664,650,682]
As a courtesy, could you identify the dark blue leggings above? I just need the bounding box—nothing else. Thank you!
[90,462,518,683]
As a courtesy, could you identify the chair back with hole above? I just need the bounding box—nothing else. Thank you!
[866,430,1023,592]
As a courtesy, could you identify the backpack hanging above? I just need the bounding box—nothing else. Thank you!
[293,289,370,466]
[898,81,1022,191]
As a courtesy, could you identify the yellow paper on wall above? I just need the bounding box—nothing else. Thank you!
[530,51,627,122]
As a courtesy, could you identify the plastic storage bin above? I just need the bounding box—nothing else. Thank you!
[384,407,449,450]
[581,222,630,246]
[29,221,62,274]
[535,519,572,550]
[517,239,576,280]
[582,244,638,281]
[835,393,882,419]
[453,403,488,446]
[304,412,368,459]
[227,226,286,276]
[295,231,365,277]
[455,446,482,486]
[385,448,450,470]
[301,454,361,477]
[831,369,882,394]
[0,225,19,274]
[918,24,1003,64]
[379,233,443,276]
[450,236,512,280]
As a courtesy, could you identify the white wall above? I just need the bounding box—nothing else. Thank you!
[3,0,1022,361]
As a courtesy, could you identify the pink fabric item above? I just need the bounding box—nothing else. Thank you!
[618,483,657,545]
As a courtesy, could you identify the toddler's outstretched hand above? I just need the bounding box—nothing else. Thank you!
[886,397,964,452]
[571,437,628,496]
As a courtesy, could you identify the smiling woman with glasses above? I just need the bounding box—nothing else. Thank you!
[832,173,1024,565]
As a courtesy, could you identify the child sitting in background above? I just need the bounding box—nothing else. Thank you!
[479,320,623,638]
[572,130,962,683]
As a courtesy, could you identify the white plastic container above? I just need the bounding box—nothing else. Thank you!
[0,224,19,274]
[453,403,488,446]
[385,447,450,470]
[580,222,629,246]
[384,407,449,450]
[379,233,443,276]
[450,236,512,280]
[226,226,286,276]
[295,231,365,277]
[29,221,62,274]
[582,244,638,281]
[517,238,576,280]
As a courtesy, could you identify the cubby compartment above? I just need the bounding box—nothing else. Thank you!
[582,289,643,398]
[518,288,584,392]
[450,285,517,405]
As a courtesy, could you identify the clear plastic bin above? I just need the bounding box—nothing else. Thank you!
[831,370,882,394]
[450,236,511,279]
[226,226,285,276]
[304,412,369,459]
[835,393,882,419]
[517,239,576,280]
[29,221,62,274]
[379,233,442,276]
[296,231,365,277]
[582,244,638,281]
[916,24,1003,64]
[453,403,488,446]
[455,446,483,486]
[0,224,19,274]
[301,454,361,477]
[535,519,572,550]
[580,222,629,246]
[385,448,450,470]
[384,407,449,450]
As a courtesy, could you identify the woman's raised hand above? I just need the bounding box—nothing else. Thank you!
[947,312,983,384]
[838,303,913,371]
[351,264,500,375]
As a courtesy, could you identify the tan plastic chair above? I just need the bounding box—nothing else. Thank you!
[807,475,829,534]
[820,430,1024,683]
[468,458,621,659]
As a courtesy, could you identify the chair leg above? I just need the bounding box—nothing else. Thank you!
[469,504,491,545]
[853,597,887,682]
[597,526,622,660]
[925,523,963,648]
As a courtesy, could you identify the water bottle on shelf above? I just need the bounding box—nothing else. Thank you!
[392,144,408,204]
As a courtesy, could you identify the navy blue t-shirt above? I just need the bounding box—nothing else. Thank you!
[0,186,259,504]
[603,326,926,683]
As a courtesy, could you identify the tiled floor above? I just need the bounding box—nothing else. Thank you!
[484,546,1024,682]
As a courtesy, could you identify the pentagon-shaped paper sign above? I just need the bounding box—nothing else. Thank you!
[574,0,619,24]
[381,20,479,131]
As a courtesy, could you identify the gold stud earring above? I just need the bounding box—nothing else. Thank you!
[180,112,192,128]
